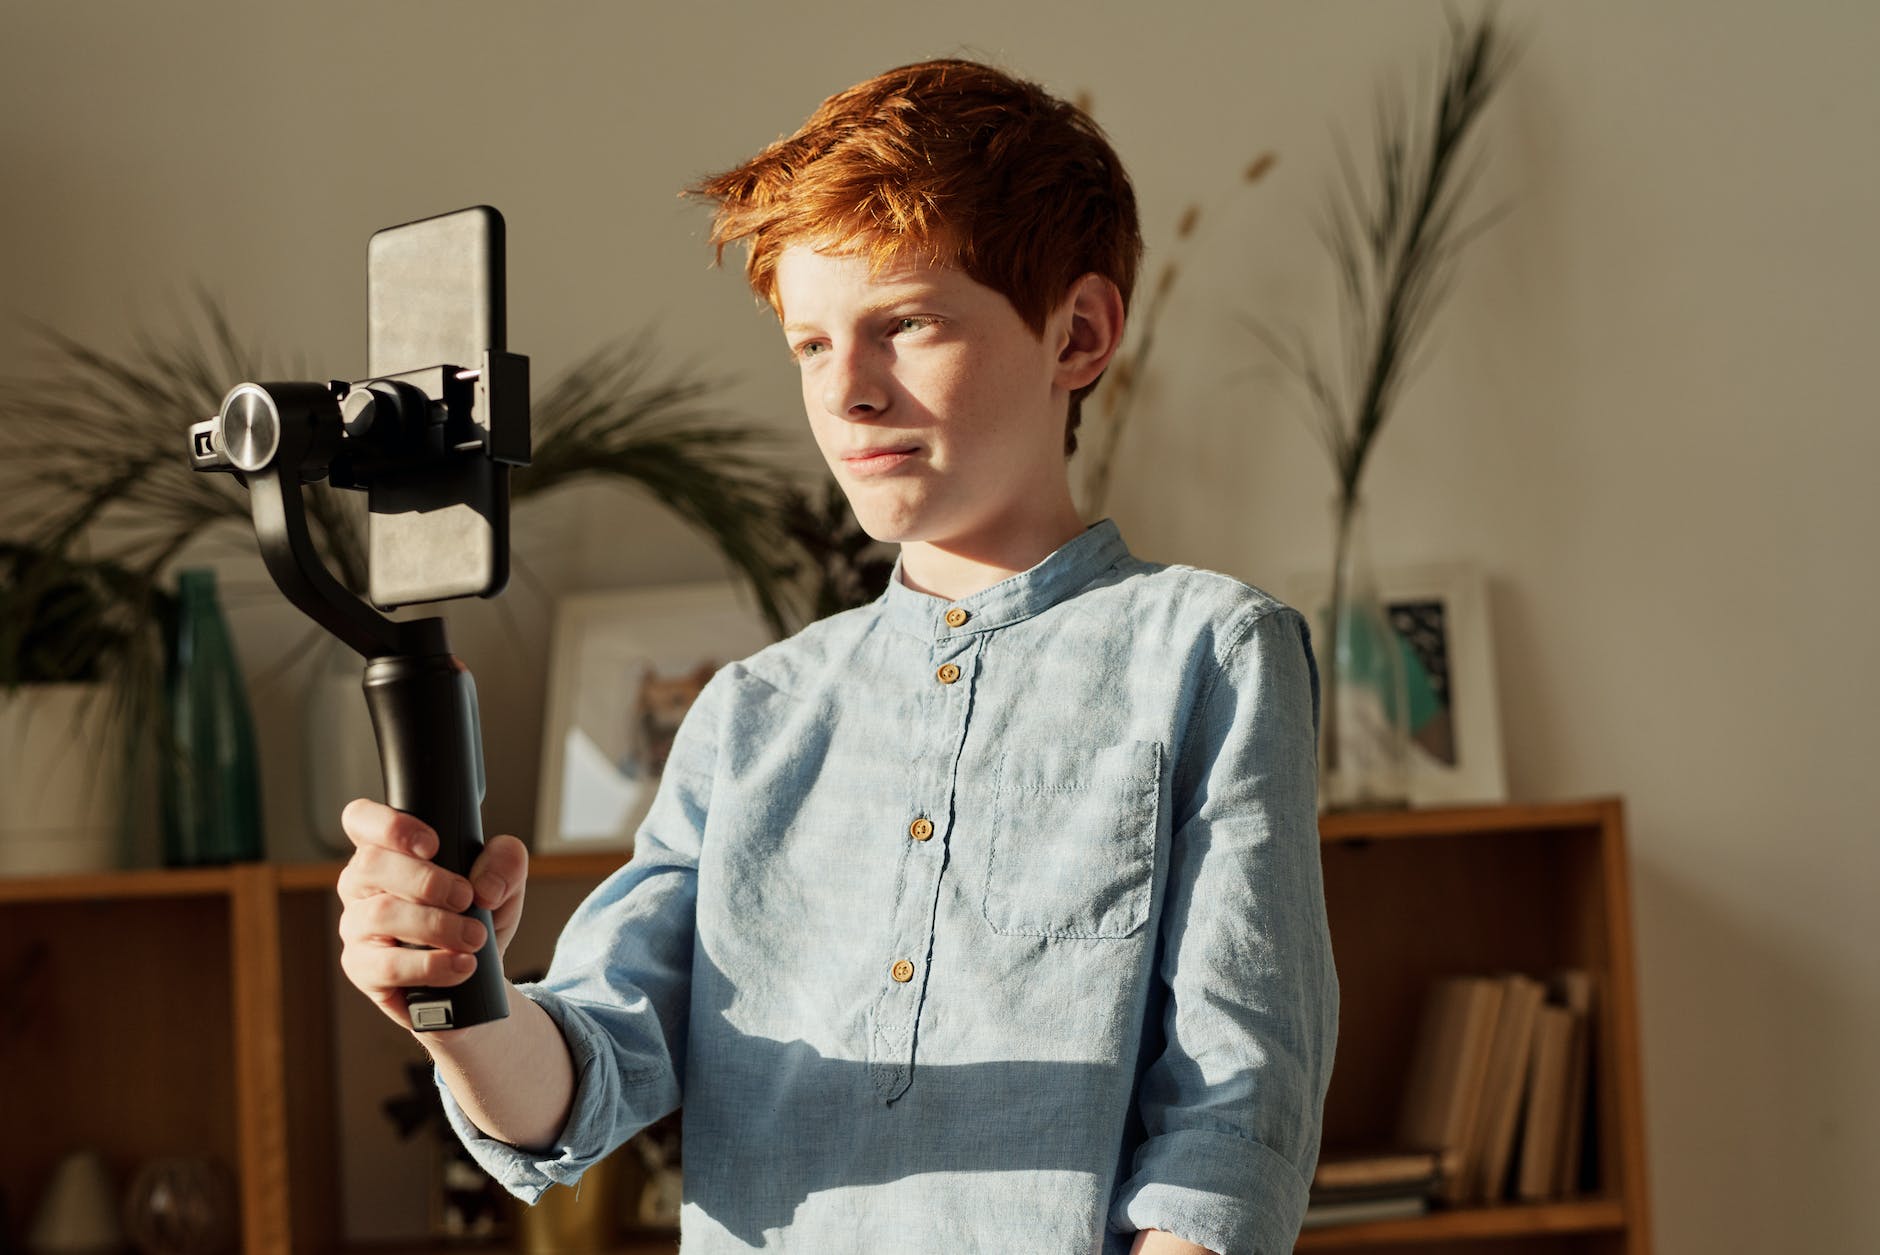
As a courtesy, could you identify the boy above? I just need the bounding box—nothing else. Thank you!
[338,58,1337,1255]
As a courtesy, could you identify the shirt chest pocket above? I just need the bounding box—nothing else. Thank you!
[978,740,1163,940]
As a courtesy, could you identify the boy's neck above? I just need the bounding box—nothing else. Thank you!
[895,499,1089,603]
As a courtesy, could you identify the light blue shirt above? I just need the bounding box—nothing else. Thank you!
[442,519,1339,1254]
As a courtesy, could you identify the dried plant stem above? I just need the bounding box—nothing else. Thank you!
[1249,10,1514,775]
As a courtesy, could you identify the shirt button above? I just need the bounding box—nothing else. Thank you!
[890,959,915,983]
[909,817,934,841]
[944,607,970,628]
[936,663,961,685]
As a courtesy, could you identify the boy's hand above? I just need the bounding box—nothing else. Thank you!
[335,797,529,1031]
[1130,1231,1218,1255]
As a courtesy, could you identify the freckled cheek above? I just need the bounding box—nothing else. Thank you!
[940,381,1006,445]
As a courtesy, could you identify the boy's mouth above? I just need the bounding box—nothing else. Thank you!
[842,445,921,475]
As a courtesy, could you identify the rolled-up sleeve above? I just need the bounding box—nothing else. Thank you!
[437,669,726,1201]
[1111,606,1340,1254]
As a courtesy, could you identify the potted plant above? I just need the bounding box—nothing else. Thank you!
[0,294,855,862]
[0,541,171,873]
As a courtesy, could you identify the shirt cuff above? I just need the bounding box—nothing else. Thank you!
[433,982,668,1204]
[1110,1128,1312,1255]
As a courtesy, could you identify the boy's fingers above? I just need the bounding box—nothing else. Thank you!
[337,844,473,912]
[340,798,438,859]
[340,894,486,953]
[342,937,477,993]
[470,834,529,908]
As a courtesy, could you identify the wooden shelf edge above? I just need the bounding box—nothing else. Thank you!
[275,860,344,892]
[0,862,238,903]
[1295,1196,1627,1249]
[1318,795,1624,844]
[529,851,635,880]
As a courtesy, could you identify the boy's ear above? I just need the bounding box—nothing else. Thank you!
[1052,273,1127,393]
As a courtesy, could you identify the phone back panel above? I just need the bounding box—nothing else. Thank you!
[364,205,510,608]
[368,205,505,375]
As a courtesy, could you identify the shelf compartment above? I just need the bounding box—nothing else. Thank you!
[1313,798,1648,1255]
[0,894,238,1241]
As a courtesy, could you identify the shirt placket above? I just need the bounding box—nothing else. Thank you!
[868,603,980,1103]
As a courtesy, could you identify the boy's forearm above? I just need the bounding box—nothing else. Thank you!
[1129,1230,1219,1255]
[420,982,575,1152]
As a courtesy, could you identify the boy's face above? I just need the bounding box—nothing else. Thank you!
[775,244,1073,552]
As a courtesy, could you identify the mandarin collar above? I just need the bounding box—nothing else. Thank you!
[879,518,1130,640]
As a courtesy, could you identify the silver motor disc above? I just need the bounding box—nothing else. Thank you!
[220,385,280,472]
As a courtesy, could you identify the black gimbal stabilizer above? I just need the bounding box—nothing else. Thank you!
[187,206,527,1032]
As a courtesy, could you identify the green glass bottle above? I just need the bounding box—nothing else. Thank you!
[160,568,263,865]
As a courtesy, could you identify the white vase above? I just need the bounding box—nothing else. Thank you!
[302,635,384,857]
[1319,493,1412,812]
[0,683,125,875]
[27,1148,126,1253]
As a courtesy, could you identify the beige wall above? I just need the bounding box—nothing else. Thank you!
[5,1,1875,1249]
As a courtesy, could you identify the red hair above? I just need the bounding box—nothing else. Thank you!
[685,58,1143,453]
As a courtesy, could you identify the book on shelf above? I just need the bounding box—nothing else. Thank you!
[1469,972,1546,1204]
[1515,1002,1576,1200]
[1391,967,1597,1207]
[1551,967,1597,1198]
[1308,1145,1441,1215]
[1300,1194,1431,1229]
[1309,1178,1438,1206]
[1312,1145,1442,1193]
[1394,974,1505,1204]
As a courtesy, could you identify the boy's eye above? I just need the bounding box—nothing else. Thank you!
[789,319,932,362]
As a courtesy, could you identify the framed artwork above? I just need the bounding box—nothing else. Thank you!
[533,583,772,855]
[1284,560,1507,808]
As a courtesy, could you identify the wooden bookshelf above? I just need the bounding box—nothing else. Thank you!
[1307,795,1652,1253]
[0,854,649,1253]
[0,799,1648,1253]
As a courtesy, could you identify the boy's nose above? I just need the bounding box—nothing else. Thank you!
[823,348,889,419]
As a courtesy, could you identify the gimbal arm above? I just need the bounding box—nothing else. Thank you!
[193,379,449,658]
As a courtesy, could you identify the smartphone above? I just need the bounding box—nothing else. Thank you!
[365,205,510,609]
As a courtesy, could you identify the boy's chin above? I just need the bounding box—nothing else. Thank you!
[840,498,923,546]
[850,515,913,545]
[840,485,983,549]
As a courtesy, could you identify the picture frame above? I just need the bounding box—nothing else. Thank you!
[533,582,772,855]
[1283,560,1507,809]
